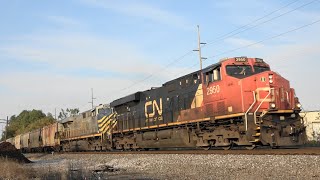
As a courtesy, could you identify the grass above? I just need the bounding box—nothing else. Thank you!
[0,157,111,180]
[0,157,34,179]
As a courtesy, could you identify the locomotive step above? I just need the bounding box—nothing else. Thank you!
[249,139,260,143]
[252,133,261,137]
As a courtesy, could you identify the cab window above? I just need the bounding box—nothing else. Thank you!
[205,67,221,83]
[226,65,253,78]
[254,66,270,74]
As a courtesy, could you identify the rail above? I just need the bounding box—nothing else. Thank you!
[53,147,320,155]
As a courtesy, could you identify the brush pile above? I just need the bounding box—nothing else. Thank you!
[0,142,31,163]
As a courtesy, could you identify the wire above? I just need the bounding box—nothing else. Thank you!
[117,0,317,93]
[203,0,301,47]
[171,18,320,79]
[112,50,194,94]
[100,0,318,103]
[207,18,320,59]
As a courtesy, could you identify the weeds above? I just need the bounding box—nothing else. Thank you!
[0,157,34,180]
[0,158,117,180]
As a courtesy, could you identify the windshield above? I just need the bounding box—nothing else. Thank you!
[254,66,270,74]
[226,65,253,79]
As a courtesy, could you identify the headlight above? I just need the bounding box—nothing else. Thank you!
[270,103,276,109]
[269,74,273,83]
[296,103,302,109]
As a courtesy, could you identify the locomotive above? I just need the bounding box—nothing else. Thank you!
[5,57,306,151]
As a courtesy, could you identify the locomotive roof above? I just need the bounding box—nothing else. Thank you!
[111,57,266,106]
[163,61,221,86]
[110,61,222,107]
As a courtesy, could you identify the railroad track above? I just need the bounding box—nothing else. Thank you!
[56,147,320,155]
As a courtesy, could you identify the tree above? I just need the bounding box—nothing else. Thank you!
[1,109,56,140]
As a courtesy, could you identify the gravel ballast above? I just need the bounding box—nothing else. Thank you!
[25,153,320,179]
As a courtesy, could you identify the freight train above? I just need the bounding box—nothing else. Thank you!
[4,57,306,151]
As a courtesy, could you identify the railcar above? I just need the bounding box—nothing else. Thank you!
[103,57,306,150]
[20,132,29,152]
[14,135,20,150]
[29,129,41,152]
[41,122,62,152]
[7,123,62,152]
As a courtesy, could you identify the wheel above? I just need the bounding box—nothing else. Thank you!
[202,146,210,151]
[245,145,256,150]
[222,146,231,150]
[221,139,232,150]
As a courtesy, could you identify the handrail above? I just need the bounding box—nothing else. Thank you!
[245,91,257,131]
[254,88,273,125]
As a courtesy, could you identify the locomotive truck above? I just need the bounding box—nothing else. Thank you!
[5,57,306,151]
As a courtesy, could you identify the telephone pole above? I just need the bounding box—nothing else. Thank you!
[5,116,8,140]
[0,116,8,141]
[88,88,96,109]
[193,25,207,84]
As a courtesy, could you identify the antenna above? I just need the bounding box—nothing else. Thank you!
[193,25,207,84]
[88,88,96,109]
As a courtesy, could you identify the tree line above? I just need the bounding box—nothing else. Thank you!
[1,108,79,141]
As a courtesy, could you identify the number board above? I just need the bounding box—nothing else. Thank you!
[235,57,247,62]
[255,58,264,63]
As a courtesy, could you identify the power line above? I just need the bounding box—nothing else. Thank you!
[114,0,315,94]
[207,18,320,59]
[203,0,318,48]
[118,50,194,92]
[170,0,319,79]
[171,18,320,78]
[203,0,301,47]
[101,0,318,103]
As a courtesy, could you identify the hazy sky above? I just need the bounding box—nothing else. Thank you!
[0,0,320,133]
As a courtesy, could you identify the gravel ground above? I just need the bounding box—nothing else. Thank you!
[25,153,320,180]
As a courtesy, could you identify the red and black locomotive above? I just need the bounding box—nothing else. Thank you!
[103,56,306,150]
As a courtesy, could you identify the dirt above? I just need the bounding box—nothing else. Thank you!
[0,142,31,163]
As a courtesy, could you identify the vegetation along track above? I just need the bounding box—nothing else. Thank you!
[56,147,320,155]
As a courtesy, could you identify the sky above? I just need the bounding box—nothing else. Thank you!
[0,0,320,135]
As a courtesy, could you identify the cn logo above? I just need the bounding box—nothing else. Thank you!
[145,98,163,118]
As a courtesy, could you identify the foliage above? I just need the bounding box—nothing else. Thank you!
[58,108,79,120]
[1,109,56,140]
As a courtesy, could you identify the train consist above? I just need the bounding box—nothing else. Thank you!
[5,57,306,151]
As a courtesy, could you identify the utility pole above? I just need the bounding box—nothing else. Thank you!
[88,88,96,109]
[5,116,8,140]
[54,108,57,120]
[193,25,207,84]
[0,116,8,141]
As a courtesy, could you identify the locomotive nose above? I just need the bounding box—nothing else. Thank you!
[254,71,302,112]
